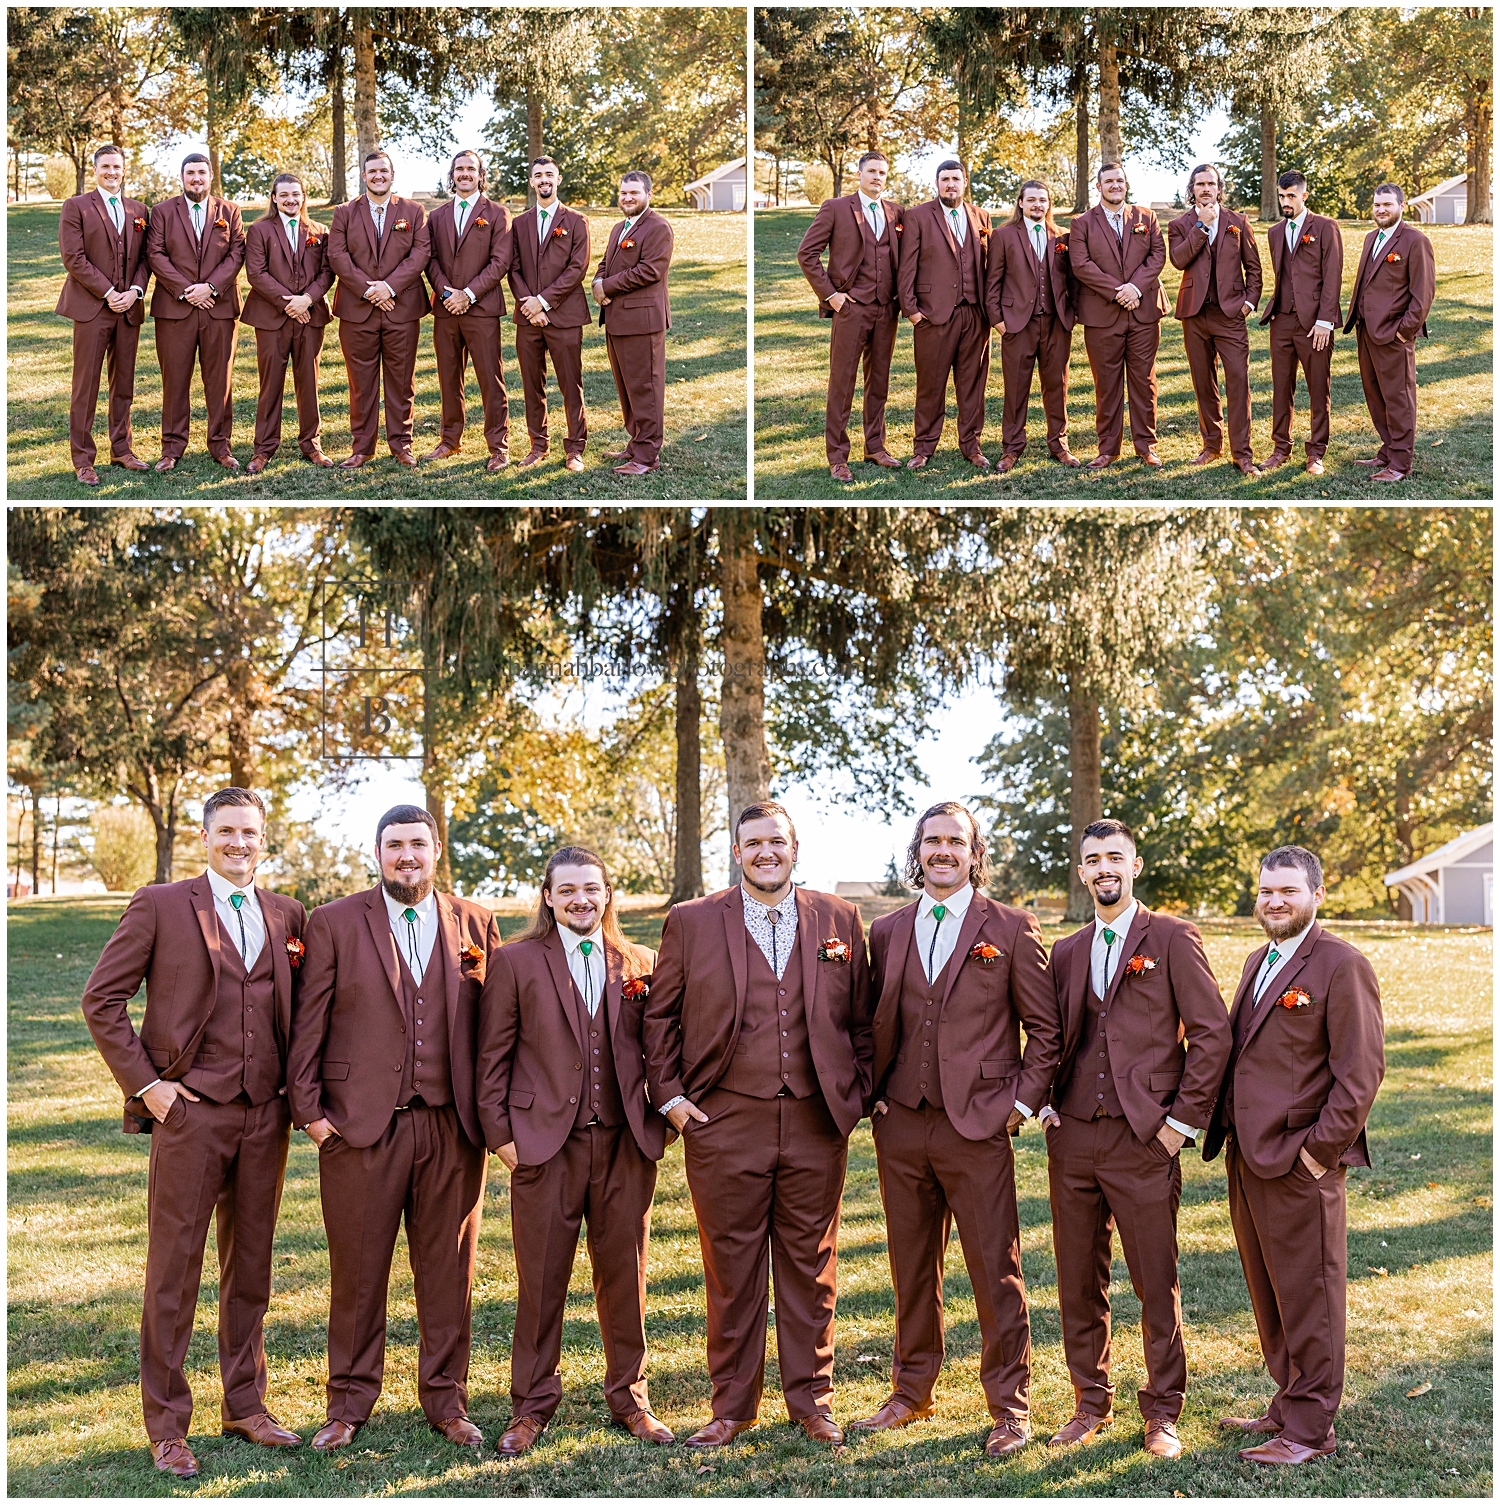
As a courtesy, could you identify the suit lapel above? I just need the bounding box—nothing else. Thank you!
[363,889,402,1005]
[854,195,875,250]
[603,939,624,1046]
[435,894,463,1044]
[940,893,986,1010]
[1226,940,1269,1040]
[722,887,750,1039]
[936,202,960,261]
[880,903,918,1020]
[1101,207,1126,275]
[543,929,586,1053]
[260,890,291,1014]
[190,875,224,1001]
[1239,921,1323,1053]
[1101,904,1151,1012]
[1066,928,1091,1050]
[797,890,820,1022]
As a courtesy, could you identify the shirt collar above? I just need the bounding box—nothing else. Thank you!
[98,187,120,208]
[558,924,604,958]
[206,867,255,903]
[917,884,973,921]
[1287,209,1306,238]
[741,884,797,918]
[1093,899,1138,939]
[383,887,437,925]
[367,192,392,210]
[859,193,883,214]
[1264,919,1315,962]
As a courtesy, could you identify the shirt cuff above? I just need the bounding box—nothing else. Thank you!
[1123,282,1141,300]
[1314,319,1334,330]
[1165,1115,1199,1140]
[464,286,476,302]
[1013,1099,1034,1118]
[130,284,144,297]
[539,297,551,311]
[136,1077,162,1097]
[658,1095,687,1116]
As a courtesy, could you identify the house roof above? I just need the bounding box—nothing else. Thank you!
[1384,822,1493,886]
[684,157,746,193]
[1409,173,1472,204]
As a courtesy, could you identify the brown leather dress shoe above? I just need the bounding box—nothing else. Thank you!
[391,448,418,468]
[613,460,659,475]
[1352,455,1385,467]
[305,448,336,467]
[496,1415,545,1456]
[213,453,241,470]
[1189,448,1221,466]
[829,463,854,482]
[851,1396,935,1431]
[247,454,270,475]
[1143,1419,1182,1458]
[964,451,993,468]
[311,1418,359,1451]
[1239,1435,1335,1465]
[1139,447,1163,468]
[1087,453,1115,470]
[906,453,931,469]
[433,1415,483,1448]
[684,1416,758,1447]
[1372,467,1406,482]
[151,1437,201,1476]
[1219,1411,1282,1434]
[340,453,373,469]
[995,453,1020,473]
[602,448,631,460]
[1237,460,1262,477]
[111,453,149,470]
[224,1412,302,1446]
[564,455,584,472]
[486,451,511,472]
[799,1414,844,1445]
[519,448,548,467]
[616,1409,674,1444]
[985,1420,1029,1458]
[76,465,100,486]
[422,441,461,462]
[1258,451,1290,471]
[864,451,902,468]
[1305,456,1325,475]
[154,456,179,472]
[1052,449,1083,467]
[1048,1411,1112,1447]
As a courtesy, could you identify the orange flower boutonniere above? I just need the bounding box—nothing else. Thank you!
[1385,251,1402,263]
[622,975,651,1000]
[133,215,147,231]
[306,229,323,246]
[215,217,228,229]
[1277,986,1314,1010]
[554,226,569,237]
[1056,236,1069,253]
[285,936,306,969]
[818,936,851,963]
[1227,223,1241,236]
[970,941,1003,965]
[394,218,410,232]
[1125,954,1157,976]
[620,238,636,249]
[1132,222,1148,234]
[893,221,904,234]
[459,942,484,966]
[474,216,488,228]
[1301,233,1317,245]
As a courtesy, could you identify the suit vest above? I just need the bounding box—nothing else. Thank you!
[953,215,980,307]
[719,937,819,1099]
[182,916,280,1105]
[1059,982,1125,1121]
[1201,223,1228,310]
[395,946,454,1108]
[885,932,956,1111]
[849,212,896,306]
[571,972,625,1129]
[1274,230,1299,316]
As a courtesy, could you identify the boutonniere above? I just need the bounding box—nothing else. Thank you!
[133,215,147,231]
[554,226,569,237]
[818,936,851,963]
[459,942,484,966]
[394,218,410,232]
[893,222,904,234]
[285,936,305,969]
[622,975,650,1000]
[1276,986,1313,1010]
[1125,954,1157,975]
[474,216,488,228]
[1132,223,1148,234]
[1227,223,1241,236]
[970,941,1002,965]
[1301,233,1316,245]
[1055,237,1069,253]
[305,230,322,246]
[215,217,228,230]
[1385,251,1402,263]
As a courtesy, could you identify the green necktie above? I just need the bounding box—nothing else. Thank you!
[577,939,596,1014]
[1033,221,1045,258]
[193,201,202,238]
[949,207,961,242]
[539,207,549,243]
[402,907,421,979]
[927,903,948,980]
[228,890,247,960]
[1255,947,1281,1005]
[623,217,634,236]
[1372,229,1385,261]
[458,198,469,231]
[109,195,120,230]
[1101,926,1117,990]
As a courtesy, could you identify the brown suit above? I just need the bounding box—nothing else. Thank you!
[477,932,664,1424]
[1259,212,1344,462]
[596,207,673,466]
[56,189,151,468]
[642,886,873,1421]
[1204,923,1384,1449]
[509,202,591,456]
[147,194,245,460]
[1168,208,1263,465]
[1043,907,1231,1423]
[896,199,992,460]
[241,216,334,459]
[425,194,512,456]
[80,875,307,1442]
[287,884,498,1426]
[985,217,1077,460]
[1343,221,1436,474]
[327,195,431,457]
[797,193,905,465]
[867,894,1060,1422]
[1067,204,1169,458]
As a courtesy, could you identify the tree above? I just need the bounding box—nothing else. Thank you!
[168,8,278,196]
[8,8,118,196]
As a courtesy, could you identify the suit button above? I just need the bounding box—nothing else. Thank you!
[574,1062,581,1070]
[401,1025,406,1032]
[394,1065,401,1071]
[781,1010,788,1016]
[783,1052,789,1058]
[593,1048,600,1054]
[1098,1093,1104,1100]
[591,1031,598,1038]
[570,1097,577,1104]
[1099,1073,1106,1079]
[780,989,786,996]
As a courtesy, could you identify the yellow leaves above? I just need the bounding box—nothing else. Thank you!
[1369,1265,1389,1276]
[1406,1381,1433,1398]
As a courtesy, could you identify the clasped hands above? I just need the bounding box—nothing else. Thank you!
[518,294,549,327]
[281,293,313,325]
[105,286,141,314]
[592,279,610,307]
[182,282,215,310]
[361,280,396,312]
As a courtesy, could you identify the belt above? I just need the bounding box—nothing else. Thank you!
[393,1095,429,1112]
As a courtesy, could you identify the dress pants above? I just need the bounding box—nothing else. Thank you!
[604,329,666,465]
[1267,316,1333,462]
[999,311,1072,459]
[683,1087,847,1421]
[508,1123,657,1423]
[911,302,989,458]
[156,307,238,460]
[252,322,325,459]
[318,1104,486,1426]
[141,1092,291,1440]
[824,299,899,465]
[1181,304,1254,464]
[337,310,420,457]
[1046,1113,1186,1422]
[1226,1139,1346,1449]
[1354,322,1419,474]
[1081,321,1160,458]
[516,319,587,455]
[69,311,140,467]
[433,314,510,455]
[871,1101,1031,1421]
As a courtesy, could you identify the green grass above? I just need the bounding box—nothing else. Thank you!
[9,897,1491,1496]
[753,208,1492,498]
[7,204,747,500]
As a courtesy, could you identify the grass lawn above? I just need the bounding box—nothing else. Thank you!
[6,204,747,501]
[753,207,1492,499]
[8,896,1491,1497]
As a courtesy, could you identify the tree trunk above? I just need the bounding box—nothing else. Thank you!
[424,776,452,892]
[1074,82,1090,211]
[527,92,543,205]
[829,154,843,199]
[1468,94,1492,223]
[30,785,41,897]
[1066,697,1103,921]
[353,8,378,177]
[52,793,61,896]
[110,94,126,156]
[204,51,222,196]
[74,152,86,197]
[330,35,347,204]
[144,778,178,886]
[12,801,25,895]
[670,628,704,905]
[716,511,770,885]
[226,660,256,788]
[1259,95,1277,221]
[1097,43,1122,166]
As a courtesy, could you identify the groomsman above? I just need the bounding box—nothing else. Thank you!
[896,160,992,470]
[478,847,673,1456]
[1167,164,1263,476]
[643,803,873,1447]
[146,152,245,471]
[984,179,1080,470]
[1067,163,1169,469]
[509,156,591,471]
[241,173,336,472]
[80,789,307,1477]
[55,144,151,484]
[1258,171,1343,476]
[1343,184,1436,483]
[592,170,673,476]
[856,803,1060,1457]
[327,149,431,468]
[796,151,904,481]
[423,149,512,469]
[1205,847,1385,1466]
[288,806,499,1451]
[1039,819,1231,1458]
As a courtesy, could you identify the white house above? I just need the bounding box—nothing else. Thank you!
[1383,823,1493,924]
[1408,173,1490,225]
[684,157,746,211]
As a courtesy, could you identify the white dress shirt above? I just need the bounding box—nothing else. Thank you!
[1200,211,1218,245]
[1107,207,1125,240]
[1251,919,1316,1006]
[98,187,124,233]
[946,204,966,247]
[190,196,206,241]
[1370,226,1390,263]
[1090,901,1139,997]
[284,214,300,255]
[558,924,606,1016]
[914,883,972,983]
[1028,217,1047,260]
[384,887,437,982]
[859,193,885,239]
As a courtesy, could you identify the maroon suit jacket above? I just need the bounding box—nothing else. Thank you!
[1343,220,1435,344]
[55,190,151,323]
[595,207,673,335]
[80,876,306,1131]
[509,203,592,327]
[1167,207,1263,319]
[895,199,991,327]
[869,893,1060,1141]
[147,194,245,319]
[1046,906,1232,1145]
[1066,203,1169,327]
[476,931,665,1166]
[241,216,334,330]
[797,193,905,315]
[1258,212,1344,331]
[642,886,874,1137]
[1203,923,1384,1178]
[286,885,499,1149]
[327,196,431,324]
[984,216,1077,333]
[425,194,512,319]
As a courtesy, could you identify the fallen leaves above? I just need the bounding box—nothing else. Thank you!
[696,1464,715,1474]
[1406,1382,1433,1398]
[1368,1265,1389,1276]
[856,1354,879,1363]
